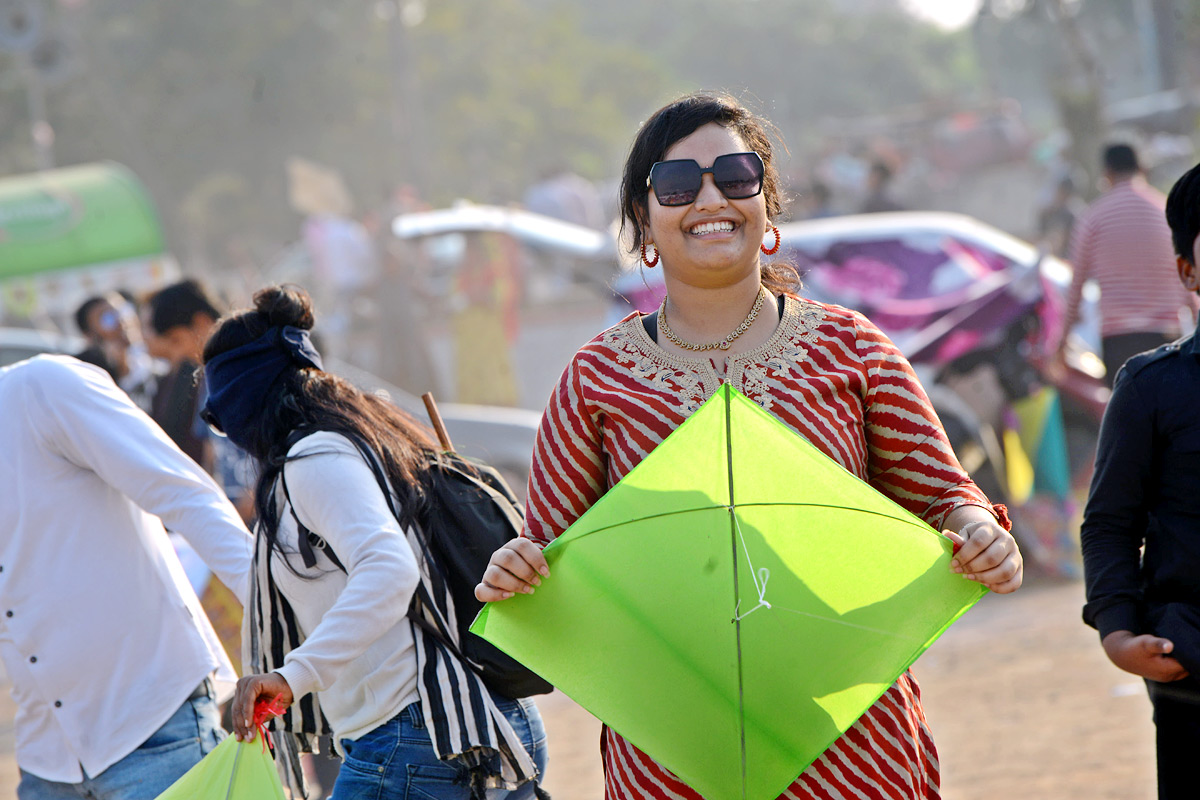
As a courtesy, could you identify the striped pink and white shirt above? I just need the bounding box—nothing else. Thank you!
[1065,176,1196,339]
[524,295,1008,800]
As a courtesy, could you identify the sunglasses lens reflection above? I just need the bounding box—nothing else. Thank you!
[713,153,763,199]
[651,161,702,206]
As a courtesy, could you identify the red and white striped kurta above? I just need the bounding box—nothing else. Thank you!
[1065,176,1197,339]
[524,295,1007,800]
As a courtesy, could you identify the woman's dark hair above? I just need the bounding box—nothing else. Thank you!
[203,284,437,568]
[618,92,800,295]
[1166,161,1200,264]
[149,278,223,335]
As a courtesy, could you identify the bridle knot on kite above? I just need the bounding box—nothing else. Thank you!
[731,505,772,622]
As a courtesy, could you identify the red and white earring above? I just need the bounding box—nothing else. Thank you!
[641,241,660,268]
[761,225,781,256]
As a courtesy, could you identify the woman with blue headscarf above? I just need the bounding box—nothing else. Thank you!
[201,285,547,800]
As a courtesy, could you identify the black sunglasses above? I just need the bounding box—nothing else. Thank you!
[200,407,225,436]
[646,152,764,207]
[96,308,121,333]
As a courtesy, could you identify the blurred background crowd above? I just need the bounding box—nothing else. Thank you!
[3,2,1200,797]
[2,0,1200,599]
[2,1,1200,796]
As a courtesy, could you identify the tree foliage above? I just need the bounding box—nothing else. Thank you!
[0,0,980,264]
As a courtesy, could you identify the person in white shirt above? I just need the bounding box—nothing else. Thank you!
[200,285,547,800]
[0,355,254,800]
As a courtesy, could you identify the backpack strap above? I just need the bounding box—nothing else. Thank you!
[277,428,402,572]
[276,430,463,658]
[279,465,345,572]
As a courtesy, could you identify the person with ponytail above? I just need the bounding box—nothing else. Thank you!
[201,285,547,799]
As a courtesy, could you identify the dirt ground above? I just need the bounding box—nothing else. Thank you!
[0,573,1158,799]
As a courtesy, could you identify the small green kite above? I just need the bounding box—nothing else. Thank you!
[152,736,287,800]
[472,384,986,800]
[155,697,289,800]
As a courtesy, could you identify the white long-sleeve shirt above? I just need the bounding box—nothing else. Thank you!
[269,431,421,752]
[0,355,254,782]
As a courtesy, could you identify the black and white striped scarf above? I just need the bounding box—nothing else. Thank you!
[245,447,540,798]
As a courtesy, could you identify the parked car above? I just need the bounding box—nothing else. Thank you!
[778,211,1107,576]
[389,202,620,311]
[0,326,84,368]
[780,212,1100,363]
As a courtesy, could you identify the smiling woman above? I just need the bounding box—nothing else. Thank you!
[475,92,1023,800]
[642,123,770,301]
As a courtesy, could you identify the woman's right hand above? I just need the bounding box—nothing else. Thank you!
[232,672,294,742]
[1102,630,1190,682]
[475,538,549,602]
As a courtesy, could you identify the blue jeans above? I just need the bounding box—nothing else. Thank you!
[334,696,548,800]
[17,690,224,800]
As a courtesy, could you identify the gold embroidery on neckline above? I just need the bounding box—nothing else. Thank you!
[603,296,827,412]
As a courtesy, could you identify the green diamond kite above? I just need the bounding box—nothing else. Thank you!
[471,384,985,799]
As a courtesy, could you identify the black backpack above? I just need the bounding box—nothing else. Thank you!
[281,432,553,699]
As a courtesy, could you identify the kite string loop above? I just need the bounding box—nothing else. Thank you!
[733,567,772,621]
[730,506,772,622]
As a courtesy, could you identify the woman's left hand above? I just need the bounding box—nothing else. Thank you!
[231,672,294,742]
[943,518,1023,594]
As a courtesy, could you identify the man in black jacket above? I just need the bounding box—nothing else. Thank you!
[1081,161,1200,799]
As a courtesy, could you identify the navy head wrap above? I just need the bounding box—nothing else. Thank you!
[202,326,323,452]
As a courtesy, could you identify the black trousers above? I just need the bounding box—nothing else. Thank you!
[1145,677,1200,799]
[1102,332,1175,387]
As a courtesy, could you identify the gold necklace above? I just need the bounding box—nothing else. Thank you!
[658,287,766,352]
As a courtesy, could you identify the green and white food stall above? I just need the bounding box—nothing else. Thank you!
[0,161,178,328]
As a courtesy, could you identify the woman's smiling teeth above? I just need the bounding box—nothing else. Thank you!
[689,220,735,235]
